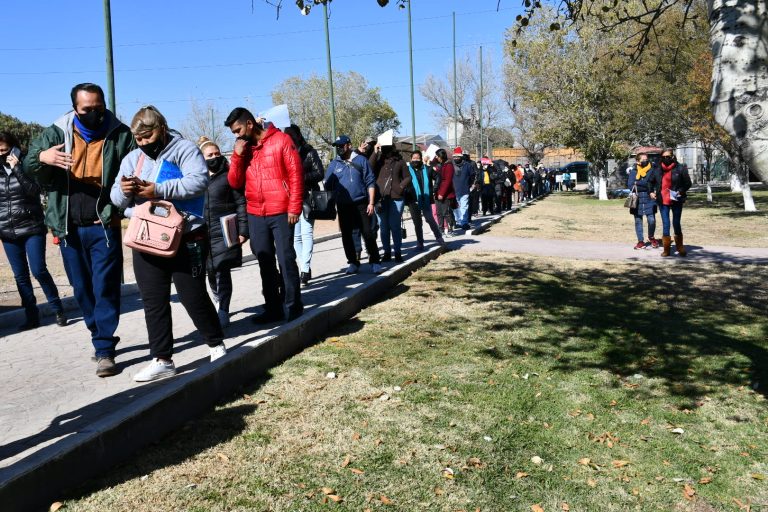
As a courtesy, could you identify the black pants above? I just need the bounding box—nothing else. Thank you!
[436,199,455,231]
[207,267,233,313]
[248,213,302,316]
[338,202,380,265]
[133,231,223,360]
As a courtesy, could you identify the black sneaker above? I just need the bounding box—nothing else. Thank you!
[300,270,311,286]
[56,312,67,327]
[251,311,284,325]
[394,254,404,263]
[96,357,119,378]
[381,254,392,262]
[287,308,304,322]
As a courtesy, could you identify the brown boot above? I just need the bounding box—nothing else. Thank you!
[674,234,686,256]
[661,236,672,257]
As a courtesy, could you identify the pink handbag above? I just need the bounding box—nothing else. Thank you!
[122,154,185,257]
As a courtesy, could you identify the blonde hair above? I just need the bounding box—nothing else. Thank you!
[197,136,219,152]
[130,105,168,137]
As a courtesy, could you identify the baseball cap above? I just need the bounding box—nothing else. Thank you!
[332,135,352,147]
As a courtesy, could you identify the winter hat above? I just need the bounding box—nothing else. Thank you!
[453,147,463,156]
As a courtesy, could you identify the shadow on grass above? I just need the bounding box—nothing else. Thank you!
[440,260,768,407]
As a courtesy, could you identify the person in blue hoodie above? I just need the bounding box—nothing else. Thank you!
[324,135,382,275]
[111,106,226,383]
[450,147,475,230]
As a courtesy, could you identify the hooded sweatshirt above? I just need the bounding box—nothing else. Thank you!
[110,131,209,233]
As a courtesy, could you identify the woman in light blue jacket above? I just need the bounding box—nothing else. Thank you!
[111,106,226,383]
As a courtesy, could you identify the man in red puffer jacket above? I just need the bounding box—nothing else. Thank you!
[226,107,304,323]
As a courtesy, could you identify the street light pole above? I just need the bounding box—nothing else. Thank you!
[103,0,116,114]
[453,11,458,148]
[323,2,337,143]
[479,45,484,159]
[407,0,416,150]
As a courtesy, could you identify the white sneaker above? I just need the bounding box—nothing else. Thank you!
[371,263,384,274]
[217,309,230,328]
[209,343,227,362]
[345,264,359,274]
[134,358,177,382]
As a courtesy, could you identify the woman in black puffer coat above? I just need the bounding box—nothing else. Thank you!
[198,137,248,328]
[627,152,660,250]
[0,131,65,330]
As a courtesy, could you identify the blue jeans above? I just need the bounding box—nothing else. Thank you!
[633,214,656,242]
[379,198,405,256]
[293,214,315,273]
[3,233,62,320]
[453,194,470,226]
[660,203,683,236]
[60,225,123,358]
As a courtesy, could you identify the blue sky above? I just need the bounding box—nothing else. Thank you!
[2,0,521,140]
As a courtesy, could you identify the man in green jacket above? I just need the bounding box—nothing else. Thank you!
[25,83,135,377]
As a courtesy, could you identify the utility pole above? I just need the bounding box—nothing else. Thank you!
[103,0,116,113]
[323,2,337,143]
[407,0,416,150]
[479,45,483,159]
[453,11,458,148]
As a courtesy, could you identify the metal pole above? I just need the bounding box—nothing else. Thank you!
[479,45,483,159]
[323,2,337,143]
[407,0,416,150]
[103,0,116,113]
[453,11,458,148]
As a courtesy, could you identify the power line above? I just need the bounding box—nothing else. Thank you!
[0,41,503,76]
[0,8,515,51]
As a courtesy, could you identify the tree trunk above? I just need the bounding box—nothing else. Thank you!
[730,172,742,192]
[742,180,757,211]
[709,0,768,183]
[706,183,713,202]
[598,175,608,200]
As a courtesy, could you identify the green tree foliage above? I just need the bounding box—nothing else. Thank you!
[272,71,400,153]
[0,112,45,152]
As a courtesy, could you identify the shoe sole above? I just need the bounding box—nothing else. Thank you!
[134,369,177,382]
[96,368,119,378]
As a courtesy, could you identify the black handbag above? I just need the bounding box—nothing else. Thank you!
[303,190,337,220]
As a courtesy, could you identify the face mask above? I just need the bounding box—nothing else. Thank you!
[336,147,348,158]
[452,158,462,165]
[639,160,649,166]
[411,161,423,170]
[206,156,224,170]
[0,152,7,167]
[661,156,674,165]
[139,136,166,160]
[77,109,105,130]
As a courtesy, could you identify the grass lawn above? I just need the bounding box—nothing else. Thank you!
[491,188,768,248]
[63,252,768,512]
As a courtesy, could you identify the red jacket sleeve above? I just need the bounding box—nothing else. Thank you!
[282,136,304,215]
[438,162,454,197]
[228,149,248,191]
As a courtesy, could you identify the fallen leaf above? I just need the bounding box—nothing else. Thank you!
[578,457,591,466]
[587,478,597,487]
[699,477,712,484]
[569,409,582,417]
[609,400,618,407]
[341,455,351,468]
[468,457,483,468]
[516,471,529,479]
[327,337,341,343]
[327,494,343,503]
[531,456,543,465]
[531,505,544,512]
[671,428,685,435]
[751,473,765,480]
[683,483,696,501]
[350,468,365,475]
[434,486,444,496]
[734,498,752,511]
[352,432,361,440]
[640,418,651,425]
[50,503,64,512]
[632,488,640,496]
[321,487,335,495]
[380,495,393,505]
[612,460,630,468]
[562,503,570,511]
[374,439,383,446]
[740,452,750,457]
[442,467,455,479]
[216,453,229,462]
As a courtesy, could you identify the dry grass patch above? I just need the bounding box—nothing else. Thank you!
[64,252,768,511]
[492,189,768,247]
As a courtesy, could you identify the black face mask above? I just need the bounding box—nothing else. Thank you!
[661,156,675,165]
[452,158,462,166]
[411,161,423,170]
[206,156,224,171]
[139,136,166,160]
[77,109,105,130]
[639,160,649,167]
[0,153,7,167]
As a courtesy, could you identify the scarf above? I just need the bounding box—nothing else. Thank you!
[73,115,109,143]
[635,162,651,180]
[408,163,430,210]
[661,162,676,173]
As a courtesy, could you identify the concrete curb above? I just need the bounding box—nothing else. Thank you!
[0,243,445,512]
